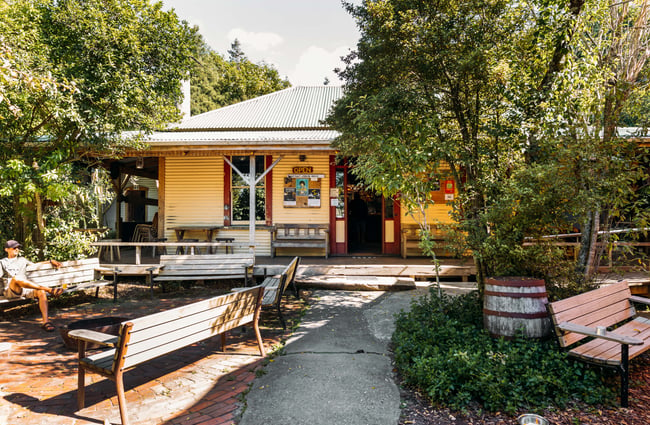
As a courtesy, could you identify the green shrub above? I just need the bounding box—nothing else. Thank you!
[392,289,615,414]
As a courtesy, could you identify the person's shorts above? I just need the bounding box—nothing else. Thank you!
[3,287,35,299]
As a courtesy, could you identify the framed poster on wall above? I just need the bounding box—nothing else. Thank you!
[284,173,324,208]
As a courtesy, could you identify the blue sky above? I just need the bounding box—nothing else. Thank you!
[161,0,361,86]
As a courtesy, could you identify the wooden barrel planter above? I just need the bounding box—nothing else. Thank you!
[483,277,551,339]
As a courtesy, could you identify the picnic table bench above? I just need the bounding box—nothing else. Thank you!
[0,258,118,307]
[271,223,329,258]
[548,280,650,407]
[68,286,265,425]
[148,254,255,295]
[234,256,300,330]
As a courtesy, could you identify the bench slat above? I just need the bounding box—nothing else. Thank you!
[548,281,635,347]
[84,349,118,372]
[122,288,261,369]
[549,281,630,315]
[131,289,258,329]
[31,272,98,286]
[159,254,254,262]
[554,299,635,332]
[154,274,247,282]
[271,225,328,258]
[154,254,254,285]
[160,263,251,270]
[124,313,255,368]
[157,267,249,274]
[569,317,650,365]
[128,297,257,344]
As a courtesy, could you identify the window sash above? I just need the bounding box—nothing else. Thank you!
[231,156,266,223]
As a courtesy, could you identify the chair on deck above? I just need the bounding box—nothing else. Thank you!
[132,220,167,256]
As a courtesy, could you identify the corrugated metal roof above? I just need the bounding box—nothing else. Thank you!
[144,130,339,145]
[171,86,344,131]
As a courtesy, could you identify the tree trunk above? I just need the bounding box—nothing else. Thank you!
[33,192,46,258]
[577,210,600,278]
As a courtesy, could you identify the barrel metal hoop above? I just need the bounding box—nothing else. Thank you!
[483,308,549,319]
[484,290,548,299]
[486,279,545,288]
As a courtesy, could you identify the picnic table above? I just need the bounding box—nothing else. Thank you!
[171,225,223,254]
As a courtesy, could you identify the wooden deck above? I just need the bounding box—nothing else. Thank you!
[94,244,650,294]
[94,245,476,286]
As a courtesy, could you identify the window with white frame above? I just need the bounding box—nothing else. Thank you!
[231,155,266,223]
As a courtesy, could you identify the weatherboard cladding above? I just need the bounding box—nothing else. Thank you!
[171,86,344,130]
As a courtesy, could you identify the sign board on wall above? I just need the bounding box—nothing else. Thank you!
[444,179,455,201]
[284,173,325,208]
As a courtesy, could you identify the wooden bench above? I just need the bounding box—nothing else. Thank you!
[150,254,255,294]
[68,286,265,425]
[234,256,300,330]
[0,258,118,307]
[548,280,650,407]
[271,224,329,258]
[401,224,454,258]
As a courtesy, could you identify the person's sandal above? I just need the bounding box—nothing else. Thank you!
[49,287,63,297]
[41,322,56,332]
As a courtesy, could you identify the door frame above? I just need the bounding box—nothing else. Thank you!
[329,157,401,255]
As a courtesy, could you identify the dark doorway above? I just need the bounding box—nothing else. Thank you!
[347,175,382,254]
[126,189,147,222]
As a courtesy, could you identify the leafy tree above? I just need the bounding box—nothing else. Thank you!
[328,0,529,289]
[0,0,201,257]
[190,40,290,115]
[328,0,650,290]
[227,39,247,64]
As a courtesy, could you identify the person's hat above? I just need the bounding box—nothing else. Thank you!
[4,240,21,249]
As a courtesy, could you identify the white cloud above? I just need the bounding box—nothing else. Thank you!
[289,45,351,86]
[227,28,284,52]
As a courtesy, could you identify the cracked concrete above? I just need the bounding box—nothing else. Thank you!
[238,288,432,425]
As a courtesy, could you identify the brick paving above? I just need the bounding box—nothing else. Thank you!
[0,286,300,425]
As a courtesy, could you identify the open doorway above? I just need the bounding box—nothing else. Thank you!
[330,157,400,256]
[347,175,382,254]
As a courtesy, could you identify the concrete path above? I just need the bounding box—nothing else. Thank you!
[239,283,473,425]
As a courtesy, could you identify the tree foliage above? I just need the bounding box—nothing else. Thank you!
[190,39,290,115]
[328,0,650,289]
[0,0,201,257]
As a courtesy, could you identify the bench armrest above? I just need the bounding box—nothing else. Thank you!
[558,321,644,345]
[629,295,650,306]
[96,266,121,274]
[67,329,118,347]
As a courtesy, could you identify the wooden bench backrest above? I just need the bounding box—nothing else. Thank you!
[26,258,100,287]
[118,286,263,371]
[280,257,300,293]
[548,281,635,347]
[401,224,449,237]
[158,254,254,274]
[274,224,328,239]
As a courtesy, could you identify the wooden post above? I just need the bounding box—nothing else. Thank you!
[249,155,256,246]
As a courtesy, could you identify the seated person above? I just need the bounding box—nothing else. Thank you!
[1,240,62,332]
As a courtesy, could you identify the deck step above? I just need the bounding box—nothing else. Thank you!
[296,275,417,291]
